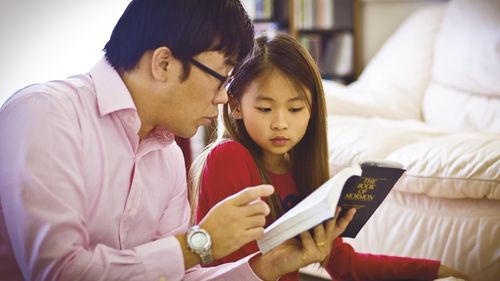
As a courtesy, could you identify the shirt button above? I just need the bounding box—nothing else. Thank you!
[128,116,135,123]
[159,275,166,281]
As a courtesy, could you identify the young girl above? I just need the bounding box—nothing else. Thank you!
[190,33,467,281]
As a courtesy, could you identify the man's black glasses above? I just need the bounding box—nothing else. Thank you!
[188,58,230,90]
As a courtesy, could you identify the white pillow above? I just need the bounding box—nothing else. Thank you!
[355,3,447,120]
[423,0,500,131]
[431,0,500,98]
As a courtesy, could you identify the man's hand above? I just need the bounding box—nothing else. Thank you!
[250,207,356,281]
[199,184,274,259]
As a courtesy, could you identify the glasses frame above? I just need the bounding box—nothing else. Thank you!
[188,58,230,90]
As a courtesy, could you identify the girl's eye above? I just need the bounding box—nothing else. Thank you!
[256,107,271,112]
[290,107,304,112]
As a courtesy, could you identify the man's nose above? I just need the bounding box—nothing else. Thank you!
[214,87,229,105]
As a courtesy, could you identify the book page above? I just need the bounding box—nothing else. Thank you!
[264,166,361,234]
[257,166,361,253]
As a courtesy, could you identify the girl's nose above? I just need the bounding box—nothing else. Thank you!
[271,112,288,130]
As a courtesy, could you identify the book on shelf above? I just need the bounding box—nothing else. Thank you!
[322,32,353,77]
[244,0,274,20]
[299,34,322,66]
[293,0,352,30]
[257,160,406,254]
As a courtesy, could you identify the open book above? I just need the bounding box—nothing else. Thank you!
[257,160,405,254]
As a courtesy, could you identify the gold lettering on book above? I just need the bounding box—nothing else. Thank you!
[344,193,374,201]
[343,177,382,202]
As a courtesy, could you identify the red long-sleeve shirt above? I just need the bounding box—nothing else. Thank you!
[196,140,440,281]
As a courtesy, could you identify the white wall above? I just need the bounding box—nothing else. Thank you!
[0,0,130,106]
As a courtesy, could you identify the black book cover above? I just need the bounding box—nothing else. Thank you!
[338,162,405,238]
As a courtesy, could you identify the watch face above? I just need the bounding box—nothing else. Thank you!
[191,232,208,248]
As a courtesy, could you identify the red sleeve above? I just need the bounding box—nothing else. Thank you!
[195,140,264,266]
[325,238,440,281]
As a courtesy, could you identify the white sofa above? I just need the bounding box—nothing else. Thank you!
[322,1,500,280]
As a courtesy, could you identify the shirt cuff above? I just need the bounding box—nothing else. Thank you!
[184,253,264,281]
[134,236,185,281]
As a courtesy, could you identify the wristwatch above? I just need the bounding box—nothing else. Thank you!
[186,225,214,265]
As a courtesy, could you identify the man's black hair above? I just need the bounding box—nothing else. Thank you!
[104,0,254,78]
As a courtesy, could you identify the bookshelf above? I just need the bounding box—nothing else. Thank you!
[242,0,356,84]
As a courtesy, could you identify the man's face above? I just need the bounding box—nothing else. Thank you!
[155,51,232,138]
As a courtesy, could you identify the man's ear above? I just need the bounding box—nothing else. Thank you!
[151,46,172,82]
[228,96,243,119]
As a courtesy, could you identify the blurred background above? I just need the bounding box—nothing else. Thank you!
[0,0,447,167]
[0,0,129,106]
[0,0,445,107]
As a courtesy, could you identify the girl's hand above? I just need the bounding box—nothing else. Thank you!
[437,264,470,280]
[250,207,356,280]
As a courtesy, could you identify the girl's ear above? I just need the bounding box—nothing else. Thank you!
[228,96,243,119]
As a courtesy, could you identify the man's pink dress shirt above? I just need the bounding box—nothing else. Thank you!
[0,59,261,281]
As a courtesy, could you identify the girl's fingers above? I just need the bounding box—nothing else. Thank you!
[325,217,337,241]
[334,207,342,219]
[314,223,332,256]
[313,223,327,247]
[300,225,332,263]
[299,230,315,249]
[336,208,356,230]
[324,207,357,240]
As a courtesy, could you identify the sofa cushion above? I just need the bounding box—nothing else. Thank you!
[387,133,500,200]
[328,115,444,172]
[423,0,500,132]
[328,116,500,200]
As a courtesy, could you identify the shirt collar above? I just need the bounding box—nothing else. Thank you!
[147,127,176,145]
[90,58,176,145]
[90,57,136,117]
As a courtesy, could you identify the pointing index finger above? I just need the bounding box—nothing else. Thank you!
[230,185,274,206]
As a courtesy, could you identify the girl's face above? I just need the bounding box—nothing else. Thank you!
[233,71,312,166]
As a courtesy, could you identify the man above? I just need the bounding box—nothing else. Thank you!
[0,1,352,280]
